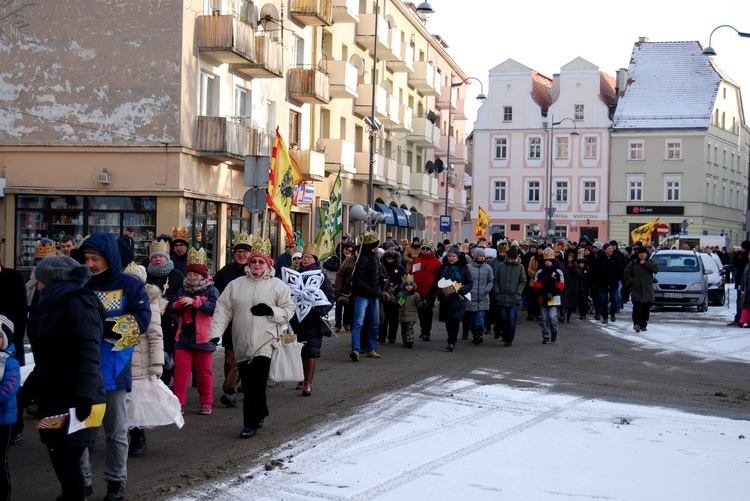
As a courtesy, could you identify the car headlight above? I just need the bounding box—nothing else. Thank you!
[686,282,705,291]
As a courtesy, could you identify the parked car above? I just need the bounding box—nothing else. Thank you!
[699,253,726,306]
[651,250,709,311]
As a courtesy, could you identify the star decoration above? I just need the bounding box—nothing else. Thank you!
[281,268,331,321]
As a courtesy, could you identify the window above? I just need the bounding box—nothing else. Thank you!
[723,149,727,168]
[492,180,507,203]
[666,140,682,160]
[291,34,304,67]
[528,137,541,159]
[527,181,541,203]
[628,180,643,201]
[554,225,568,239]
[707,143,711,163]
[555,136,569,159]
[489,224,506,237]
[574,104,585,121]
[731,152,736,171]
[584,137,598,159]
[234,87,250,123]
[525,224,540,238]
[554,180,568,202]
[289,110,301,147]
[503,106,513,122]
[493,137,508,160]
[714,146,718,165]
[583,181,597,203]
[665,179,681,201]
[629,141,644,161]
[200,71,218,116]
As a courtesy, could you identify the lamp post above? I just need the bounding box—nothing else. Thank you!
[443,74,486,236]
[542,115,578,239]
[702,24,750,56]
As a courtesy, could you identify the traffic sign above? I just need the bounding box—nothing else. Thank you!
[439,215,452,232]
[656,223,669,236]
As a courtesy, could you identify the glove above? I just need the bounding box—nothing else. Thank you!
[545,293,554,301]
[150,364,164,377]
[74,398,93,422]
[250,303,274,316]
[210,337,220,345]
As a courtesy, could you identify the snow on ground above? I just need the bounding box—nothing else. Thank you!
[171,289,750,500]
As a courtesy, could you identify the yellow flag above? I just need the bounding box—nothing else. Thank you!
[630,217,659,245]
[475,206,491,237]
[267,128,303,245]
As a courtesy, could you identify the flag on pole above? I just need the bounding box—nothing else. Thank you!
[475,206,491,237]
[267,128,303,245]
[630,217,660,245]
[315,171,342,260]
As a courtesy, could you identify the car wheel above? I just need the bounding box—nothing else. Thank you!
[697,301,709,312]
[716,288,726,307]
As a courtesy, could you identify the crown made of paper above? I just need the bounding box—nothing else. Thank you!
[402,273,414,283]
[421,238,435,250]
[34,239,57,259]
[172,226,189,242]
[149,239,171,256]
[357,231,379,245]
[302,243,317,256]
[543,248,556,259]
[187,247,207,265]
[251,234,272,255]
[233,232,251,248]
[123,262,147,283]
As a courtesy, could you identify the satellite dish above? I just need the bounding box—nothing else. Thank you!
[434,158,444,173]
[425,160,434,174]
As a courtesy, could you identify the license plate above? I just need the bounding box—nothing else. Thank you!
[664,293,683,298]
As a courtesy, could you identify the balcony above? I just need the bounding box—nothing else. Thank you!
[397,162,411,192]
[317,138,356,175]
[195,117,271,161]
[430,177,440,199]
[392,104,413,133]
[332,0,358,23]
[354,84,387,119]
[289,0,332,26]
[387,42,414,73]
[356,13,393,58]
[381,95,400,126]
[435,133,456,159]
[408,61,440,96]
[289,148,326,182]
[353,152,395,186]
[233,33,283,79]
[197,15,256,64]
[323,60,358,99]
[408,116,440,148]
[449,186,467,209]
[436,84,456,112]
[409,171,432,199]
[287,68,330,104]
[452,141,469,165]
[453,97,467,120]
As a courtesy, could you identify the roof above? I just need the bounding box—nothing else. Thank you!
[612,41,721,130]
[599,71,617,108]
[531,71,553,111]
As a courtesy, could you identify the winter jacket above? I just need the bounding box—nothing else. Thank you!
[213,261,247,349]
[412,251,442,299]
[403,243,422,272]
[334,255,356,296]
[209,270,295,363]
[392,290,424,323]
[533,263,565,306]
[623,258,659,303]
[427,253,474,322]
[173,283,220,351]
[560,261,582,309]
[0,266,28,366]
[493,259,527,306]
[147,267,184,353]
[351,246,384,298]
[287,262,335,359]
[130,283,165,380]
[171,252,189,275]
[0,343,20,426]
[381,251,407,292]
[82,232,152,392]
[117,234,135,269]
[466,260,493,312]
[592,252,624,292]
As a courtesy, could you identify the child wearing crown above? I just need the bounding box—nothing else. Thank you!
[171,248,220,415]
[390,275,425,348]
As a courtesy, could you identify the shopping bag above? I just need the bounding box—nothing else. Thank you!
[268,336,304,383]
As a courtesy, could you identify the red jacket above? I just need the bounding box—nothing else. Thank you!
[412,251,442,299]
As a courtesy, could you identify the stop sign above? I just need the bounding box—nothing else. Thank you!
[656,223,669,236]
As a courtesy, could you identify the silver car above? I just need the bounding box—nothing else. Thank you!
[651,250,709,311]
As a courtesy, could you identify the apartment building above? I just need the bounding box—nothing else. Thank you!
[610,39,749,247]
[0,0,470,273]
[471,57,616,243]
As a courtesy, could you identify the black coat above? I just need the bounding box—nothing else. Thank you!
[0,266,27,365]
[427,254,474,322]
[351,246,384,298]
[147,268,184,352]
[288,263,336,359]
[25,290,106,448]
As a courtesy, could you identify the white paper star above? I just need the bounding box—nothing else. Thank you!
[281,268,331,321]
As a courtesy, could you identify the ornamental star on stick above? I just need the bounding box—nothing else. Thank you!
[281,268,331,321]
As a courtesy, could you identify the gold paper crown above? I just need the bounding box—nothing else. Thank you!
[172,226,189,242]
[543,248,556,260]
[123,262,147,283]
[149,239,171,256]
[421,238,435,250]
[250,234,272,255]
[34,240,57,259]
[302,243,317,256]
[187,247,207,265]
[233,232,251,249]
[357,231,379,246]
[402,273,414,283]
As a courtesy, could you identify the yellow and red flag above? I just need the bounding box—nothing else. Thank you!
[630,217,659,245]
[267,128,303,245]
[475,206,491,237]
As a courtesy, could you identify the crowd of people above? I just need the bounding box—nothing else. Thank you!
[4,225,745,500]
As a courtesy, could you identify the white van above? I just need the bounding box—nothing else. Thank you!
[660,235,730,251]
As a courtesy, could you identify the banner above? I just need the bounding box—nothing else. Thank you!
[475,206,490,237]
[630,217,660,244]
[314,171,342,260]
[267,128,303,245]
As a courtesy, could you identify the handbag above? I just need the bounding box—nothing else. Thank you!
[267,335,304,383]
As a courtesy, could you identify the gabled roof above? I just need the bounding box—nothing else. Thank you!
[612,41,720,130]
[531,71,553,111]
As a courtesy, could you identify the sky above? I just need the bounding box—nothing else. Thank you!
[167,290,750,500]
[421,0,750,124]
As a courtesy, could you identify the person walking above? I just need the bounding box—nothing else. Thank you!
[426,246,473,352]
[390,275,424,348]
[533,248,565,344]
[492,246,527,347]
[623,246,659,332]
[411,240,441,342]
[208,235,295,438]
[117,227,136,269]
[348,231,385,361]
[378,249,406,344]
[593,243,624,324]
[462,248,493,345]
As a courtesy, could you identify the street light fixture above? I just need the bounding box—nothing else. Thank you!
[702,24,750,56]
[542,115,579,238]
[443,74,486,236]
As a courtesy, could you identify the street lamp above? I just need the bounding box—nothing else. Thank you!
[542,115,578,238]
[443,74,486,236]
[702,24,750,56]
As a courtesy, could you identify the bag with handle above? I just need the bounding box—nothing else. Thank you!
[267,334,304,383]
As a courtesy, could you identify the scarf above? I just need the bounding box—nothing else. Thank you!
[39,280,85,310]
[245,266,272,280]
[183,276,214,294]
[441,264,461,283]
[148,260,174,277]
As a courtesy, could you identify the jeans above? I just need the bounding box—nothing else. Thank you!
[540,305,558,339]
[597,289,618,318]
[174,348,214,406]
[48,443,86,501]
[350,296,380,352]
[82,389,128,483]
[498,304,519,342]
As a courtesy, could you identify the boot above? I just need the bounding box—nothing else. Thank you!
[302,358,316,396]
[471,326,484,345]
[129,427,146,457]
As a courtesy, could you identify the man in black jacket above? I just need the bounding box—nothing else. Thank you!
[729,240,750,325]
[594,243,624,324]
[349,231,384,361]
